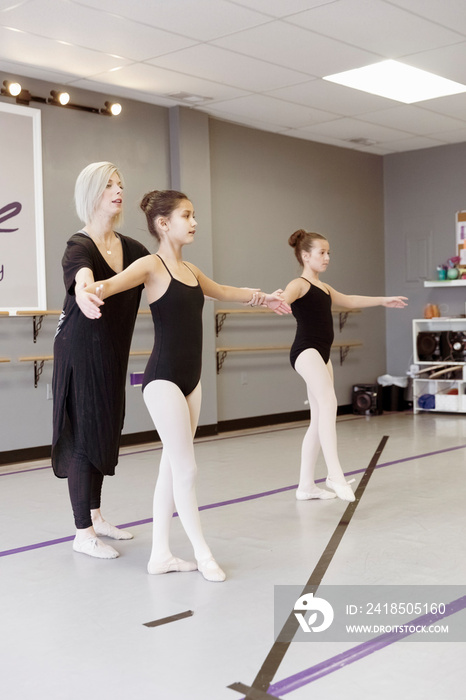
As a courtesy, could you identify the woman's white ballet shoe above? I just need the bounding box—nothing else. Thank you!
[325,477,356,502]
[147,556,198,575]
[72,536,119,559]
[92,520,134,540]
[296,487,336,500]
[197,557,226,582]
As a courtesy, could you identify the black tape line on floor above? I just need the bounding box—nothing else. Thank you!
[143,609,193,627]
[228,683,282,700]
[231,435,389,700]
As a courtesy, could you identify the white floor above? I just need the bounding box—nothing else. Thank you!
[1,411,465,700]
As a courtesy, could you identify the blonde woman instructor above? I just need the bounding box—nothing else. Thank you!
[52,162,149,559]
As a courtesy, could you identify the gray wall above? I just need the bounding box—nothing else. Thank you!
[1,74,391,455]
[384,143,466,375]
[209,120,387,421]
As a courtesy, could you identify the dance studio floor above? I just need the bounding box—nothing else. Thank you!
[1,411,465,700]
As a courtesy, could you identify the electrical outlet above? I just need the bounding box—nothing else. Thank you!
[46,384,53,400]
[241,372,248,385]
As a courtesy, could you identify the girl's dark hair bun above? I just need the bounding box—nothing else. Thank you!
[288,228,306,247]
[140,191,157,214]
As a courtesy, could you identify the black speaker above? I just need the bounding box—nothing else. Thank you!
[440,331,466,361]
[416,332,442,361]
[352,384,383,415]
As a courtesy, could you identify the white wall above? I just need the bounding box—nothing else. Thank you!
[209,120,388,421]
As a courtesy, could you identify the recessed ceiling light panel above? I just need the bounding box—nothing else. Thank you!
[323,60,466,104]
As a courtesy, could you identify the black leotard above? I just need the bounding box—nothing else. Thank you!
[142,255,204,396]
[290,278,334,368]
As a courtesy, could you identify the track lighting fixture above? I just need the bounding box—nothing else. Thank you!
[48,90,70,106]
[2,80,22,97]
[1,78,122,116]
[100,101,122,116]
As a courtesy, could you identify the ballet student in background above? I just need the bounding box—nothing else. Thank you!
[282,229,407,503]
[52,162,149,560]
[77,189,290,581]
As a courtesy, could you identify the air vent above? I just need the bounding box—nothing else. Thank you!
[168,92,212,104]
[346,137,377,146]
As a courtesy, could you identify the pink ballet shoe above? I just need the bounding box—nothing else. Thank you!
[147,556,197,575]
[296,487,336,500]
[325,476,356,502]
[197,557,226,582]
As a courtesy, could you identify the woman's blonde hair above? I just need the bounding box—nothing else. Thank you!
[74,161,124,226]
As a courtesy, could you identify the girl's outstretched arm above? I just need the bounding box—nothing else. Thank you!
[191,265,291,314]
[77,255,156,319]
[325,285,408,310]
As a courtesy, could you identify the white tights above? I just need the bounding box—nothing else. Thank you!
[294,349,347,490]
[143,380,213,566]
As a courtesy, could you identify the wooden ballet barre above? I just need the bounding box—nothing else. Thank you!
[333,307,361,332]
[0,357,10,362]
[215,307,360,334]
[19,355,54,388]
[216,340,362,372]
[129,350,151,356]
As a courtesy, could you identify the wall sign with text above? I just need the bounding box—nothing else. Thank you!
[0,102,46,311]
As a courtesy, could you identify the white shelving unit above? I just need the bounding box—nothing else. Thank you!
[413,318,466,414]
[424,280,466,287]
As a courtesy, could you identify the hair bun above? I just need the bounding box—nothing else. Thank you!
[288,228,306,247]
[140,191,158,213]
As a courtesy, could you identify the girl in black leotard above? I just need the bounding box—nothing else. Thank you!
[78,190,290,581]
[282,229,407,503]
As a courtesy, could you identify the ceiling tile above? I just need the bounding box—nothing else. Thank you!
[357,105,466,135]
[226,0,336,17]
[431,128,466,144]
[0,57,76,84]
[0,0,29,8]
[83,62,248,103]
[0,0,198,61]
[417,92,466,120]
[203,93,339,128]
[203,109,290,134]
[68,77,178,108]
[71,0,270,41]
[300,116,413,143]
[382,135,449,152]
[1,0,466,153]
[148,44,313,92]
[0,25,131,76]
[402,42,466,85]
[212,19,379,77]
[266,78,397,115]
[389,0,466,35]
[286,0,464,56]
